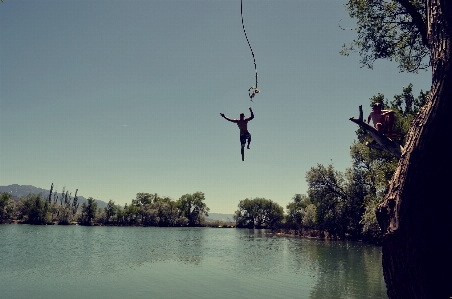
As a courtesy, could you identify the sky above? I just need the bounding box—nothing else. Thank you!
[0,0,431,214]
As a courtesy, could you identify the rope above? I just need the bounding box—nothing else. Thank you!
[241,0,259,101]
[338,19,354,31]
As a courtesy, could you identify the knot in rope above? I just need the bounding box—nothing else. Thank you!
[248,87,260,101]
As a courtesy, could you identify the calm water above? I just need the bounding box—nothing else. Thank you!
[0,225,387,299]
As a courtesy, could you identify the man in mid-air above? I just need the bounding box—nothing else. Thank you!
[220,107,254,161]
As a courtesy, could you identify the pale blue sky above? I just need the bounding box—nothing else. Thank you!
[1,0,430,214]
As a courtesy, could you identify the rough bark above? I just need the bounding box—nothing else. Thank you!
[376,0,452,298]
[349,105,403,158]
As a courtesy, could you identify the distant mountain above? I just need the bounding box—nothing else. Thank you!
[206,213,234,223]
[0,184,108,209]
[0,184,50,198]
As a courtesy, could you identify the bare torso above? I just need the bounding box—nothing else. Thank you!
[220,109,254,134]
[236,119,250,134]
[369,110,390,126]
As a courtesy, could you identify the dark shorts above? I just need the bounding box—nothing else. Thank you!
[240,132,251,145]
[377,122,388,132]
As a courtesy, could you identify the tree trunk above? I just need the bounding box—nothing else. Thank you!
[376,1,452,298]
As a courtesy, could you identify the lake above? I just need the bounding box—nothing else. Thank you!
[0,225,387,299]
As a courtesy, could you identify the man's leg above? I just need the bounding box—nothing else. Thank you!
[247,133,251,149]
[240,134,246,161]
[376,123,384,132]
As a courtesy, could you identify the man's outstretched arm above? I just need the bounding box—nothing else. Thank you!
[220,113,237,123]
[247,107,254,121]
[381,110,395,116]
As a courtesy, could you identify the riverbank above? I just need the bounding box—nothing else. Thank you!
[271,226,382,244]
[0,219,235,228]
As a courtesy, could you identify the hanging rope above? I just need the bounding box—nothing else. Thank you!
[241,0,259,101]
[338,19,354,31]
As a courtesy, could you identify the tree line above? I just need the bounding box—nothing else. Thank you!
[0,187,210,227]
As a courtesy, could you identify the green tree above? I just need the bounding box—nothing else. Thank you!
[18,194,51,224]
[104,199,117,224]
[154,197,179,226]
[349,142,392,240]
[286,194,311,224]
[262,199,284,228]
[135,193,158,205]
[80,197,98,225]
[233,198,256,228]
[57,190,75,225]
[115,205,125,225]
[0,193,15,222]
[301,204,317,227]
[177,192,210,226]
[342,0,428,72]
[345,1,452,296]
[72,189,80,216]
[122,203,139,226]
[234,198,284,228]
[306,165,355,238]
[0,193,10,221]
[133,193,161,225]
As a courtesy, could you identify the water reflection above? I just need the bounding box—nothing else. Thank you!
[284,238,386,299]
[0,225,207,280]
[232,229,286,274]
[172,227,205,265]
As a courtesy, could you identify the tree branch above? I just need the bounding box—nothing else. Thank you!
[349,105,403,158]
[396,0,429,48]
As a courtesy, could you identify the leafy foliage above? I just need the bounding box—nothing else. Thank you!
[286,194,312,224]
[306,164,365,238]
[234,198,284,228]
[17,193,51,224]
[56,188,79,225]
[341,0,429,72]
[0,193,15,222]
[177,192,210,226]
[80,197,98,225]
[103,200,118,224]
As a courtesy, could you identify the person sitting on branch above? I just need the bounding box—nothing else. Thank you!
[220,107,254,161]
[367,103,396,136]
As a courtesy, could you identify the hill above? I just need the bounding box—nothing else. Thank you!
[0,184,108,209]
